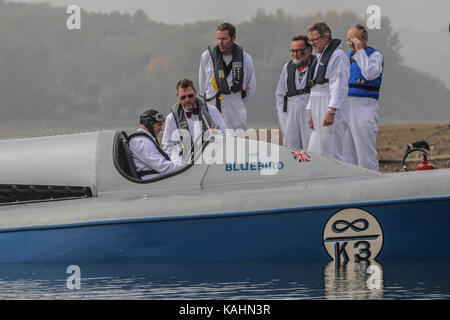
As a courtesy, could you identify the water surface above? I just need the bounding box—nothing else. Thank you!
[0,260,448,299]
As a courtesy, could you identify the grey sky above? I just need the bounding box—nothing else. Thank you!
[7,0,450,31]
[6,0,450,88]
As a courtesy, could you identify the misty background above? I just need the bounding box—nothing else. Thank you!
[1,0,449,133]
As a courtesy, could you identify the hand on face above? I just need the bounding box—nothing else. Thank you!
[347,27,366,53]
[348,38,363,52]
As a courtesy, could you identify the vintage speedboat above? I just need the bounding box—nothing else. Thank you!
[0,130,449,263]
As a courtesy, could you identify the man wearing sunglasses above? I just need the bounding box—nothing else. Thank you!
[199,22,256,130]
[129,109,186,180]
[162,79,227,160]
[342,24,383,171]
[275,34,315,150]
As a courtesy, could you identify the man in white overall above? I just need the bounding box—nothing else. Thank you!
[306,22,350,161]
[275,35,314,150]
[129,109,186,180]
[343,24,383,171]
[199,22,256,131]
[162,79,227,161]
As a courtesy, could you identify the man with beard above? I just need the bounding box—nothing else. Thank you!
[275,35,315,150]
[343,24,383,171]
[199,22,256,131]
[129,109,186,180]
[162,79,227,161]
[306,22,350,161]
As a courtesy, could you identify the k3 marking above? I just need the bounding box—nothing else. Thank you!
[323,208,384,264]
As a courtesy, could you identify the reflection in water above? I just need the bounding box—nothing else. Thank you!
[0,260,449,299]
[0,262,325,299]
[324,261,384,299]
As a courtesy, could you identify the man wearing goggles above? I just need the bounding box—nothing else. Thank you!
[129,109,186,180]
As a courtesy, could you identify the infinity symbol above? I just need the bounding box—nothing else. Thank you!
[331,219,369,233]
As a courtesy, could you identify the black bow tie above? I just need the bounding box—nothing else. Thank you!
[186,108,198,118]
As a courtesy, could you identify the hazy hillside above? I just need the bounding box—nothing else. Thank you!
[0,1,449,131]
[399,26,450,90]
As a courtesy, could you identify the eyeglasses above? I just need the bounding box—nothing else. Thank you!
[289,48,306,54]
[180,93,195,100]
[308,36,322,43]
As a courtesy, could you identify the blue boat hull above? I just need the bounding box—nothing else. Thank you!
[0,196,449,263]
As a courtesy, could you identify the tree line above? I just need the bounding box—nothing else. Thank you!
[0,0,449,131]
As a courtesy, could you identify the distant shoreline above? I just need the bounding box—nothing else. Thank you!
[1,123,449,173]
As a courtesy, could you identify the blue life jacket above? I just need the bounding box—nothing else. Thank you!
[348,47,383,100]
